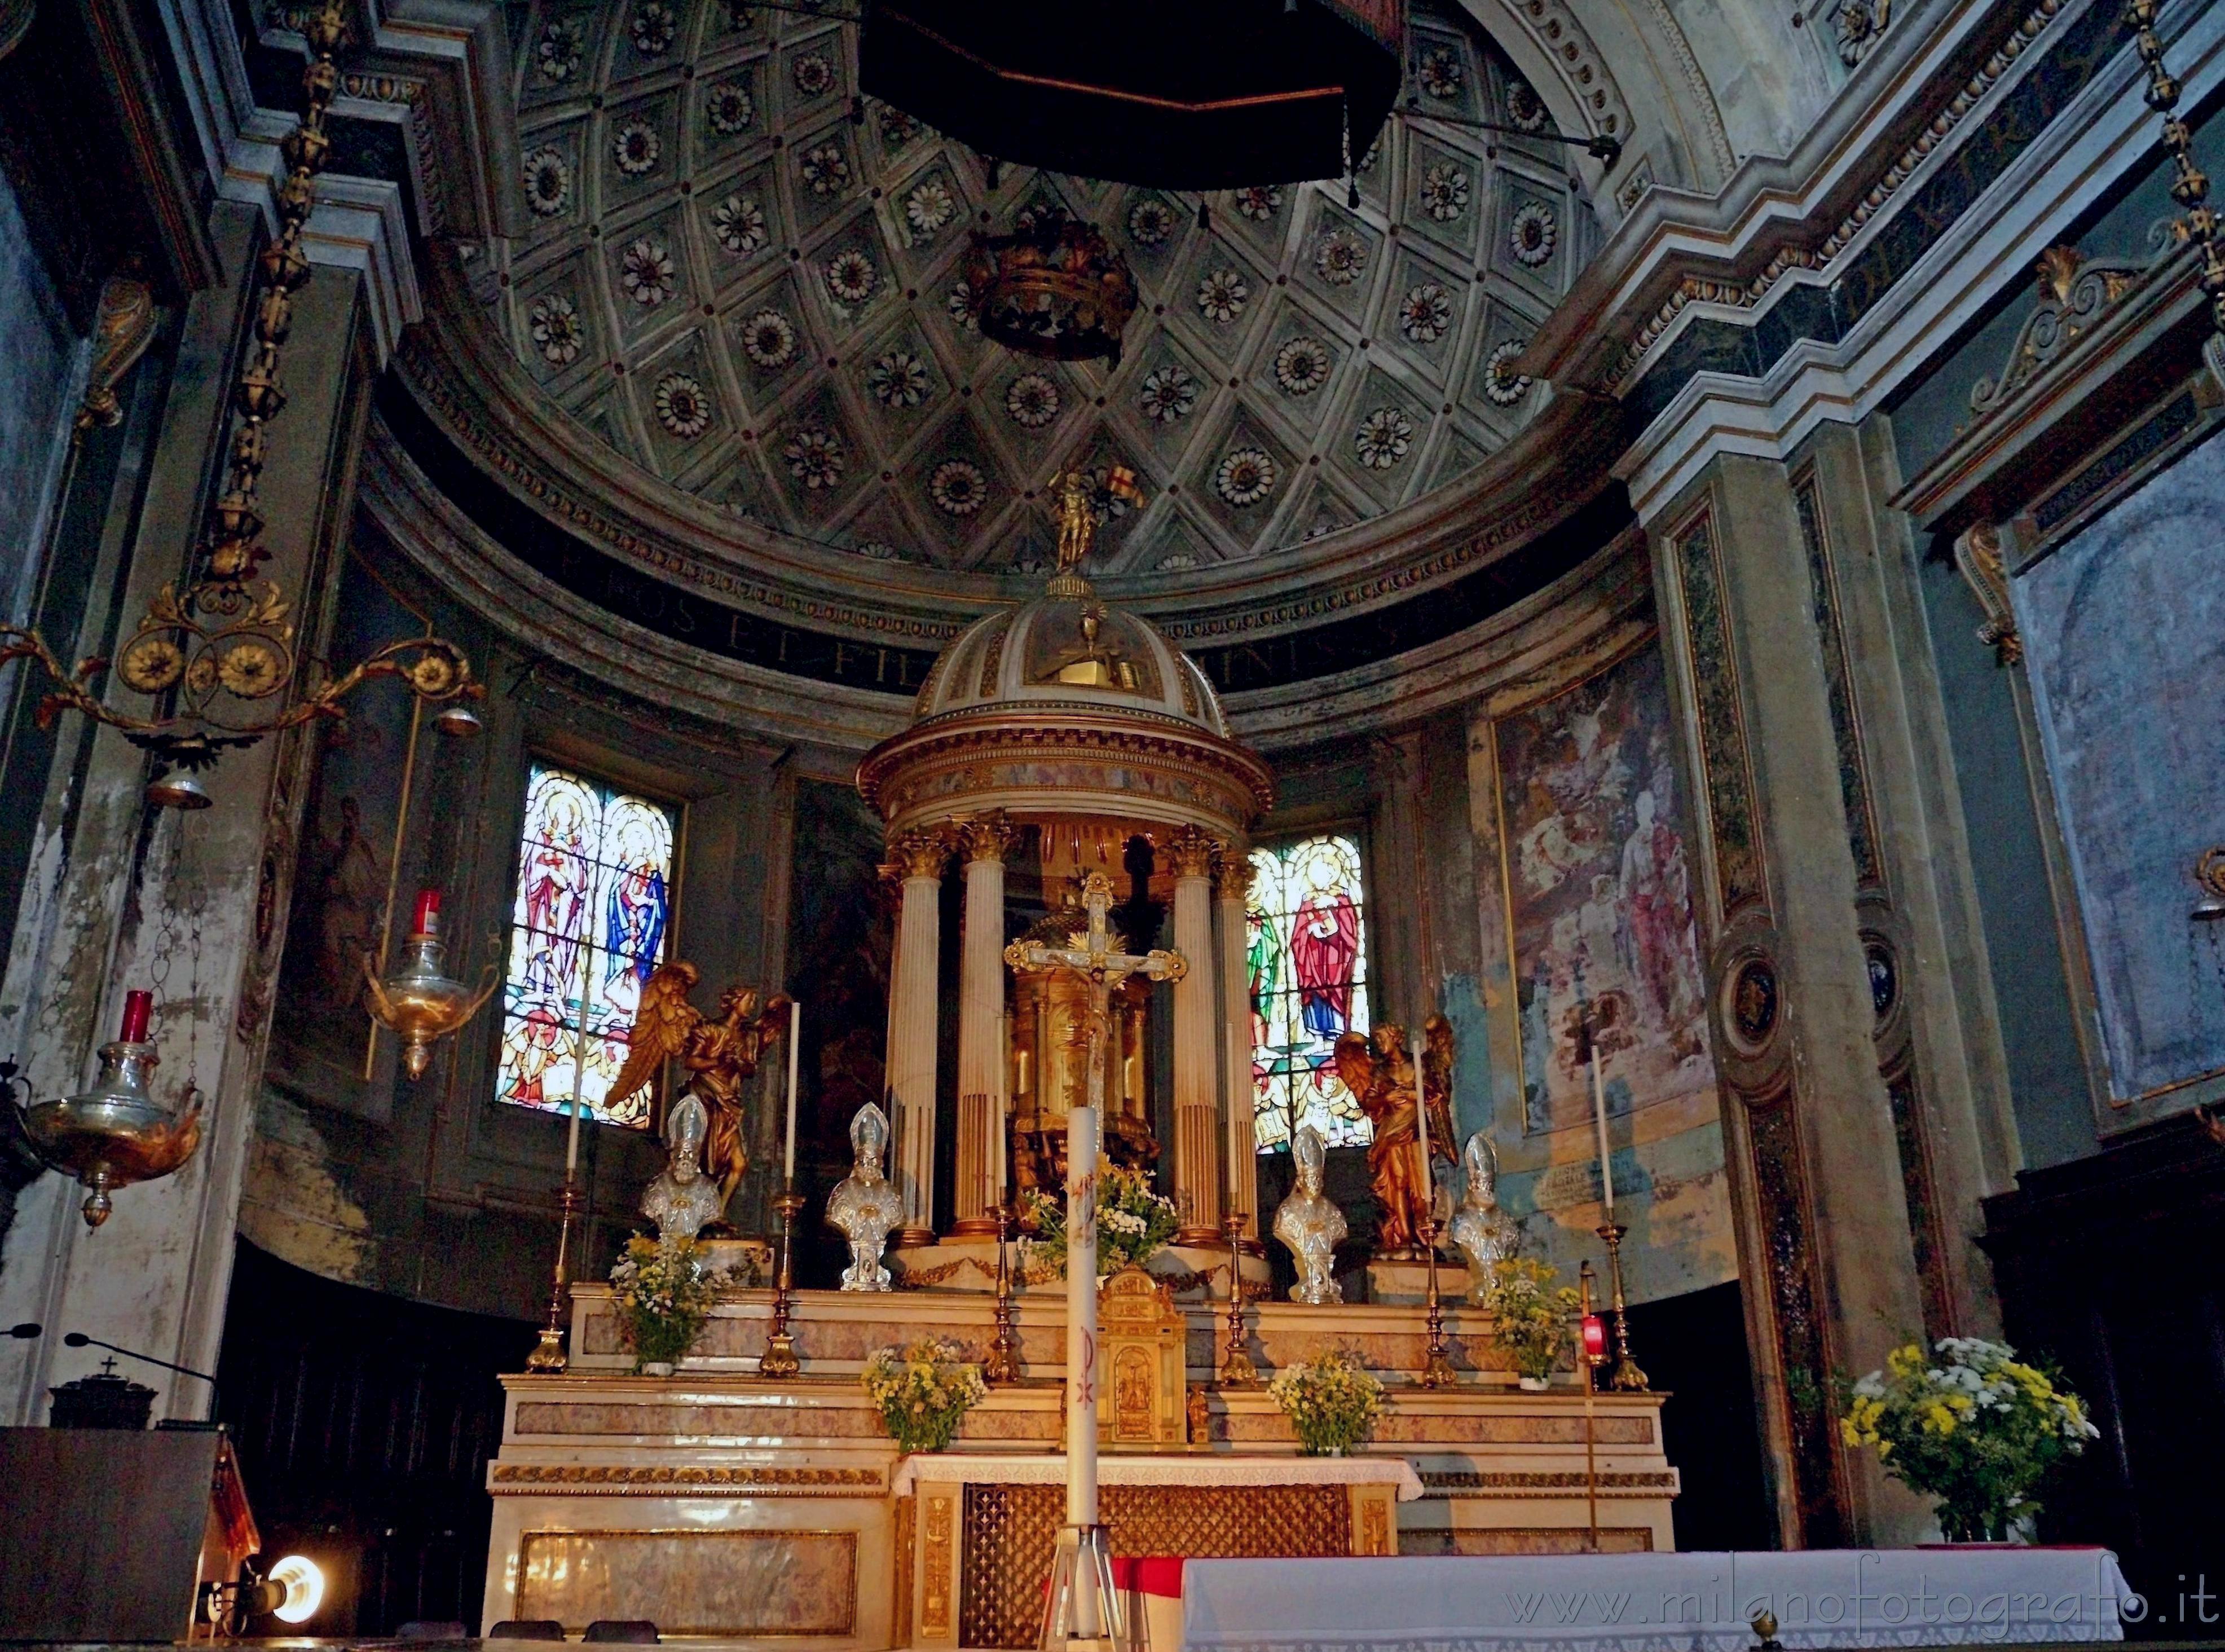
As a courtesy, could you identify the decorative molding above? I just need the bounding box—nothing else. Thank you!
[1493,0,1638,147]
[1633,0,1736,180]
[489,1462,886,1496]
[1951,522,2023,666]
[1418,1470,1678,1495]
[1970,245,2150,418]
[75,276,157,431]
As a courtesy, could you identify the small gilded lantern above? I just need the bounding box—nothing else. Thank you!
[22,991,204,1230]
[963,217,1140,366]
[363,890,498,1080]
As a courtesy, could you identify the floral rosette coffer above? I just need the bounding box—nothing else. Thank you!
[1841,1337,2098,1541]
[1019,1161,1179,1280]
[861,1336,988,1452]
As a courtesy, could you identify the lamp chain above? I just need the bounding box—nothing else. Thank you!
[2129,0,2225,334]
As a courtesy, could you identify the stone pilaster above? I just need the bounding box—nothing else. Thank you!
[1214,852,1259,1241]
[1651,452,1935,1547]
[884,827,950,1245]
[1165,825,1221,1242]
[952,813,1015,1234]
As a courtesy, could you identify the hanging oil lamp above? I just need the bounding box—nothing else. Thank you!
[363,890,498,1079]
[21,991,205,1230]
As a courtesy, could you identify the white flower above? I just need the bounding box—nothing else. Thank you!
[1315,227,1367,287]
[1398,281,1453,345]
[1214,446,1276,508]
[741,308,796,368]
[1417,43,1462,99]
[522,147,571,217]
[1196,267,1249,324]
[653,372,712,438]
[612,120,660,177]
[1274,336,1331,396]
[528,293,583,365]
[878,105,922,149]
[784,426,844,490]
[824,249,877,305]
[1354,406,1413,469]
[1233,184,1281,221]
[866,349,931,408]
[905,179,956,237]
[790,51,834,96]
[619,237,675,307]
[1506,78,1548,132]
[1419,162,1469,223]
[946,280,979,332]
[705,82,755,135]
[1510,201,1557,268]
[711,193,766,257]
[1004,372,1059,428]
[1483,338,1532,406]
[629,0,676,55]
[800,142,850,197]
[1139,364,1199,424]
[929,459,986,515]
[1127,197,1176,246]
[536,18,583,82]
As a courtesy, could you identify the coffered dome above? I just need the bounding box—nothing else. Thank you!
[490,0,1598,578]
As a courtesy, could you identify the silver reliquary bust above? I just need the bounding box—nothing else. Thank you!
[826,1100,904,1291]
[1272,1124,1347,1305]
[1448,1130,1517,1302]
[642,1091,726,1243]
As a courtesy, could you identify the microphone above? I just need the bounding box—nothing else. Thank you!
[59,1332,219,1417]
[7,1323,39,1338]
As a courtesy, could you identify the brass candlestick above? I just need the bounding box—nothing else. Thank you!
[985,1202,1023,1384]
[1414,1215,1457,1388]
[1218,1212,1258,1387]
[1596,1222,1649,1391]
[1579,1259,1604,1552]
[760,1186,804,1377]
[526,1173,583,1373]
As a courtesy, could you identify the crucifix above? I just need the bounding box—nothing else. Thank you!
[1003,867,1186,1652]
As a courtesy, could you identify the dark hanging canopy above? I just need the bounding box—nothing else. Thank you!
[857,0,1404,190]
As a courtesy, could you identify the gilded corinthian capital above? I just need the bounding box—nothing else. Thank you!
[887,827,953,880]
[961,810,1019,864]
[1213,851,1254,903]
[1164,823,1221,879]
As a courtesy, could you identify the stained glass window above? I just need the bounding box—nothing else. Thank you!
[495,761,678,1129]
[1247,834,1372,1152]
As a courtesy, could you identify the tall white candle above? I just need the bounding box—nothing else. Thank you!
[1589,1027,1615,1219]
[565,1091,582,1174]
[1411,1026,1432,1204]
[782,998,801,1184]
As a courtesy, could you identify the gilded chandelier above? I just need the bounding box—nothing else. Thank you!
[0,0,482,805]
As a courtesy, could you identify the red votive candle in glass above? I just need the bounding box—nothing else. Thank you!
[412,889,441,937]
[119,990,153,1045]
[1581,1314,1608,1363]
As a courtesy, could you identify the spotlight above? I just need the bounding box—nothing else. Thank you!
[206,1555,326,1630]
[432,701,483,738]
[7,1323,39,1338]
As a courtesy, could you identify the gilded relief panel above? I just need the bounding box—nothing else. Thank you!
[516,1528,858,1635]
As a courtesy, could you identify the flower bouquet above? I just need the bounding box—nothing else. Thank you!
[1840,1337,2099,1541]
[1270,1349,1385,1455]
[1019,1161,1179,1280]
[861,1336,989,1453]
[609,1235,716,1373]
[1482,1256,1580,1387]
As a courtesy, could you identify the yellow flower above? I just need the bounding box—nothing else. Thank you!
[1887,1343,1926,1379]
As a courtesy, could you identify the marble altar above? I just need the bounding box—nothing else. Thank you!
[481,1288,1679,1648]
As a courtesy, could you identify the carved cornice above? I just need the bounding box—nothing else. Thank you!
[1419,1470,1678,1496]
[490,1462,885,1496]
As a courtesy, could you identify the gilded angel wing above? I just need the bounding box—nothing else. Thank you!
[1332,1030,1378,1116]
[606,961,703,1117]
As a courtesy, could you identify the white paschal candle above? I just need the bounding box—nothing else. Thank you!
[1589,1027,1615,1219]
[1411,1027,1431,1208]
[783,998,801,1184]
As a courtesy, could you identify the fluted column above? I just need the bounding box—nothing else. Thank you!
[885,828,950,1245]
[952,813,1016,1235]
[1215,852,1259,1242]
[1166,826,1222,1243]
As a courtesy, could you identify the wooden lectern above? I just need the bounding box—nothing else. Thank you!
[0,1426,258,1640]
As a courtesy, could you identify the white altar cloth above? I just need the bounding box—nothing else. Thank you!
[1180,1549,2133,1652]
[889,1451,1423,1500]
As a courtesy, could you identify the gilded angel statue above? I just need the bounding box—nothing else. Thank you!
[607,962,791,1215]
[1333,1017,1459,1257]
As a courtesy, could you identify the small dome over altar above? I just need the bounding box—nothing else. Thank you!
[911,582,1231,740]
[857,574,1272,838]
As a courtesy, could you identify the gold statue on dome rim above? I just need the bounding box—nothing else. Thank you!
[609,962,792,1214]
[1332,1014,1458,1257]
[1050,464,1144,576]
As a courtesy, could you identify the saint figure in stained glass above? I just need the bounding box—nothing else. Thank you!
[1245,834,1373,1153]
[496,761,678,1129]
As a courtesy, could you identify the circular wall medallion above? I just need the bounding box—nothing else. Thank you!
[1722,954,1781,1057]
[1865,938,1898,1023]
